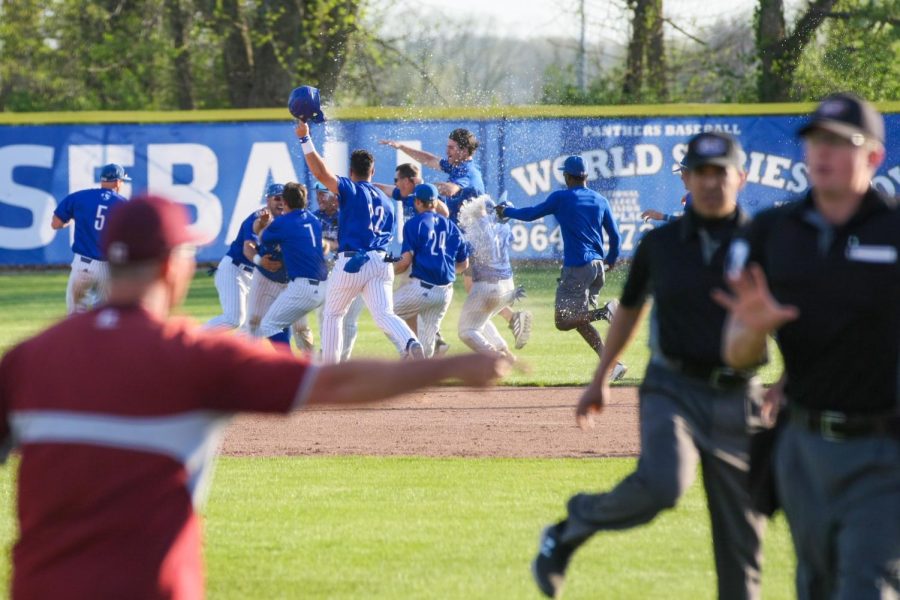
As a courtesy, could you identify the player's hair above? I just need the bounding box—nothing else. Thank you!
[350,149,375,177]
[395,163,420,179]
[282,182,308,209]
[449,128,479,155]
[564,173,587,186]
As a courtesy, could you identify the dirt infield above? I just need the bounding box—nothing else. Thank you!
[222,387,640,458]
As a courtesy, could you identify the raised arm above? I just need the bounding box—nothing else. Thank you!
[499,194,558,223]
[296,121,339,194]
[379,140,442,170]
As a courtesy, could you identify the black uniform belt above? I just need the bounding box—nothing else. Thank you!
[664,359,752,389]
[341,249,385,257]
[80,256,95,264]
[292,278,320,286]
[231,258,254,273]
[790,406,900,441]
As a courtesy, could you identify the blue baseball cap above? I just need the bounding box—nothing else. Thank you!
[265,183,285,197]
[559,156,587,177]
[414,183,439,202]
[100,163,131,182]
[288,85,326,124]
[313,181,329,192]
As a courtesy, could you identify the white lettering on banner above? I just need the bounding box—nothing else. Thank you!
[0,145,56,249]
[760,155,793,189]
[635,144,663,175]
[610,147,635,176]
[872,166,900,197]
[582,150,611,180]
[510,160,553,196]
[147,144,221,245]
[226,142,299,243]
[786,162,808,193]
[509,220,564,254]
[663,123,743,136]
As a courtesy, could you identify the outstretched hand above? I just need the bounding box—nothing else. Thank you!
[711,264,799,335]
[575,381,610,430]
[379,139,401,149]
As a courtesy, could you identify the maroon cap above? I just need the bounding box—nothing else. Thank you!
[102,195,201,265]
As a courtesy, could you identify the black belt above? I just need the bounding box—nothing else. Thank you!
[293,278,320,286]
[80,256,94,264]
[664,359,752,389]
[790,406,900,442]
[341,249,385,257]
[231,258,253,273]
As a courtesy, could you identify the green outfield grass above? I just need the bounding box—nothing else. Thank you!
[1,457,795,599]
[0,265,782,386]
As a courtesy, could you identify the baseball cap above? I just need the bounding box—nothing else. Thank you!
[288,85,326,124]
[100,163,132,182]
[414,183,439,202]
[265,183,285,197]
[102,195,201,265]
[559,155,587,177]
[672,158,688,174]
[313,181,329,192]
[682,132,744,170]
[797,92,884,145]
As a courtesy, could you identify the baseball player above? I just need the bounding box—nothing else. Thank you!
[641,159,693,223]
[313,181,364,361]
[456,195,527,361]
[51,163,129,314]
[295,120,424,362]
[498,155,626,380]
[373,163,449,226]
[381,133,531,350]
[532,133,767,599]
[206,187,282,330]
[257,182,328,346]
[717,93,899,600]
[0,194,510,599]
[393,184,469,357]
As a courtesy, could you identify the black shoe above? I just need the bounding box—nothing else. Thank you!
[531,521,575,598]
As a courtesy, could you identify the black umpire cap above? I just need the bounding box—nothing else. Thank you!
[682,132,744,170]
[798,92,885,146]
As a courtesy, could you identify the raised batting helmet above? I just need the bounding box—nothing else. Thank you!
[288,86,326,123]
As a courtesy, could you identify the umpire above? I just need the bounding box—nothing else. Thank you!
[532,132,766,599]
[718,93,900,599]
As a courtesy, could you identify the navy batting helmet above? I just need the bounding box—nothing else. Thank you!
[288,86,326,123]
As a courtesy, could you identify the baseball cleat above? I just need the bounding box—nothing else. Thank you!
[509,310,533,349]
[610,362,628,382]
[435,339,451,356]
[532,522,574,599]
[602,299,619,323]
[406,339,426,360]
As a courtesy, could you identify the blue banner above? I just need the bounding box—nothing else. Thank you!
[1,114,898,264]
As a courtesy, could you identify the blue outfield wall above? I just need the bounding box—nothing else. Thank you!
[1,113,898,265]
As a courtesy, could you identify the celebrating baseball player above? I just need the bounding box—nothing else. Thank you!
[207,186,282,330]
[51,163,129,314]
[392,183,469,357]
[456,195,527,361]
[717,93,900,600]
[295,120,425,362]
[532,133,767,599]
[641,159,693,223]
[498,155,626,380]
[257,182,328,346]
[313,181,365,360]
[0,194,511,599]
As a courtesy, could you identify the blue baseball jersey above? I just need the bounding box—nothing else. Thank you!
[261,209,328,281]
[254,241,289,284]
[439,159,485,223]
[313,208,340,242]
[336,177,394,252]
[225,212,259,268]
[401,211,468,286]
[392,188,417,223]
[504,187,622,268]
[53,188,127,260]
[465,215,513,281]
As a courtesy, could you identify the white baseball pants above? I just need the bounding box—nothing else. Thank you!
[394,279,454,358]
[259,278,325,338]
[205,257,252,329]
[65,254,110,314]
[318,290,364,362]
[458,277,516,354]
[321,251,417,363]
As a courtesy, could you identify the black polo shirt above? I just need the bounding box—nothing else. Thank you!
[621,206,750,368]
[742,188,900,414]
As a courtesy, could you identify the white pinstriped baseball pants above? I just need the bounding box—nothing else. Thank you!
[393,279,454,358]
[65,254,110,314]
[206,257,252,329]
[318,290,364,362]
[259,278,325,338]
[321,251,417,363]
[458,278,516,354]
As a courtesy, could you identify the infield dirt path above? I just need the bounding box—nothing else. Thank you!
[222,387,640,458]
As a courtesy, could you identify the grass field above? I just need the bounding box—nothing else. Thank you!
[0,267,793,598]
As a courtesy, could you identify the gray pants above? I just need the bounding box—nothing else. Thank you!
[776,422,900,600]
[561,362,767,600]
[555,260,605,323]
